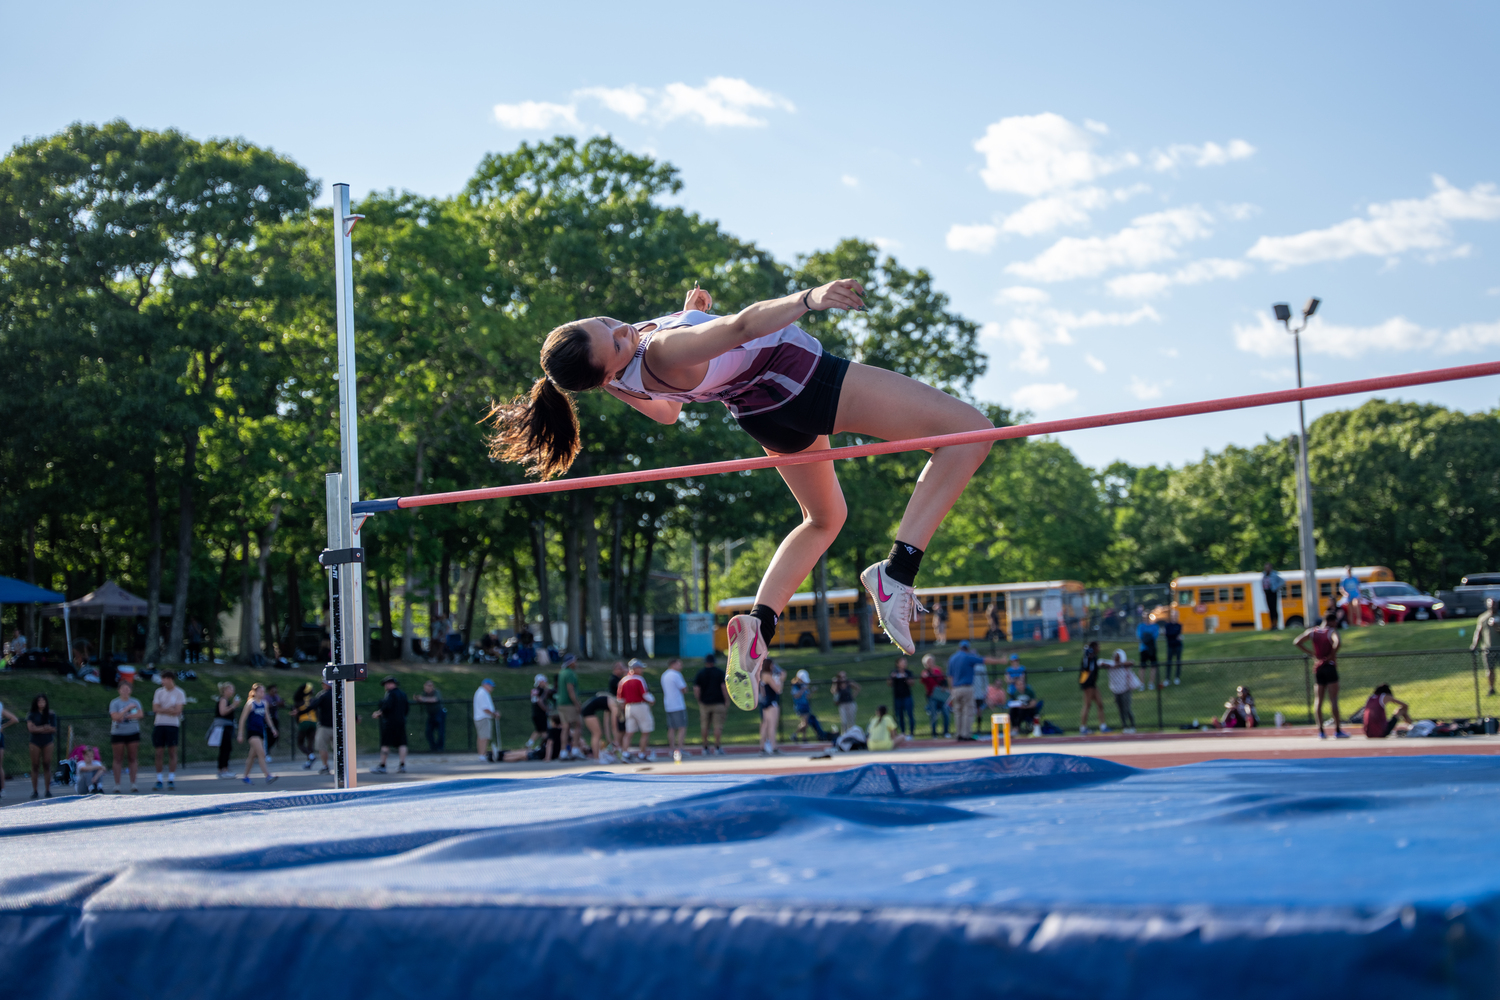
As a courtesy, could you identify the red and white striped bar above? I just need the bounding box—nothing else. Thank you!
[352,359,1500,514]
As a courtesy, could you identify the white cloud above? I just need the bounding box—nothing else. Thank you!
[872,236,902,251]
[1106,257,1253,298]
[493,100,579,130]
[1232,313,1500,358]
[1083,119,1110,135]
[840,174,860,188]
[973,113,1138,197]
[1246,176,1500,268]
[575,86,650,120]
[999,185,1109,236]
[570,77,794,128]
[1129,376,1165,400]
[981,319,1062,374]
[1007,206,1213,282]
[659,77,793,127]
[1011,382,1079,412]
[1042,305,1160,328]
[996,286,1050,305]
[1151,139,1255,171]
[946,223,999,253]
[1084,353,1107,373]
[1222,202,1260,221]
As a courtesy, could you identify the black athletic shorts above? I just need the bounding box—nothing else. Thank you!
[1315,662,1339,686]
[151,725,180,748]
[379,725,407,748]
[1139,648,1159,666]
[111,732,140,745]
[735,353,850,454]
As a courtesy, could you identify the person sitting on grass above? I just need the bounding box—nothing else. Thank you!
[1218,686,1259,729]
[1006,681,1044,735]
[866,705,907,751]
[1361,684,1412,739]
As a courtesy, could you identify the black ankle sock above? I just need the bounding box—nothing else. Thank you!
[886,541,924,587]
[749,604,779,643]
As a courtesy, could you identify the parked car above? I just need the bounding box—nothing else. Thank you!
[1354,582,1445,624]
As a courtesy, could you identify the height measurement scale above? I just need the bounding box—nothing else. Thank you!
[322,183,368,789]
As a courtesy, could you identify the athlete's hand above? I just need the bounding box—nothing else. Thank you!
[807,279,866,312]
[684,284,714,313]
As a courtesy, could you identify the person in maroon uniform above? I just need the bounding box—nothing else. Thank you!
[1294,615,1348,739]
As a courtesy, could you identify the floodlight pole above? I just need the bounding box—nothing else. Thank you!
[1278,301,1321,627]
[322,183,368,790]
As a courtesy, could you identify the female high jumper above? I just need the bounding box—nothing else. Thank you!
[492,280,994,710]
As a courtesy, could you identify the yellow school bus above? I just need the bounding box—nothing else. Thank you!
[714,580,1087,650]
[1170,565,1394,633]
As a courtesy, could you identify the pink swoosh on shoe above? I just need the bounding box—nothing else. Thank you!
[877,576,892,603]
[750,636,761,658]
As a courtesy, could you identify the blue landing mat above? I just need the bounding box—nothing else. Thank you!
[4,754,1499,999]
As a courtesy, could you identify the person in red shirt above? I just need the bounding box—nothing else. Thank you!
[616,660,656,762]
[919,654,950,738]
[1295,615,1348,739]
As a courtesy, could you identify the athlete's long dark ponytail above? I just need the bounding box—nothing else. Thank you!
[488,321,606,480]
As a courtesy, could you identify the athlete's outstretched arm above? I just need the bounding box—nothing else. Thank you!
[651,279,866,371]
[603,384,682,425]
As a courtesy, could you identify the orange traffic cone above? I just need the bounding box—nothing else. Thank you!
[1058,618,1070,643]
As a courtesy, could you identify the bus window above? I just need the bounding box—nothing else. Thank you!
[1320,582,1333,597]
[837,603,849,616]
[1290,584,1302,599]
[1218,588,1230,602]
[1232,586,1245,601]
[1178,589,1193,605]
[970,594,980,612]
[1201,589,1215,603]
[938,595,948,611]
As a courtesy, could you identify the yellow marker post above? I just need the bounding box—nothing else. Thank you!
[993,713,1011,755]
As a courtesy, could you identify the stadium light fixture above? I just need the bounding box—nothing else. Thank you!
[1273,297,1322,630]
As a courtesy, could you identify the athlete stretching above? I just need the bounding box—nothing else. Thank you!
[491,281,993,710]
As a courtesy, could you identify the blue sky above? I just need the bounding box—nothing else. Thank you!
[4,1,1498,467]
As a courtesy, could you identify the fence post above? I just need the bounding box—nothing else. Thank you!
[1155,677,1163,732]
[1302,656,1313,725]
[1472,651,1483,720]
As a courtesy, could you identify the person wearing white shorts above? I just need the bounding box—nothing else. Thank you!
[617,661,656,761]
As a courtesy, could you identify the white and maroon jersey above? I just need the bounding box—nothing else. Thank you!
[608,310,824,418]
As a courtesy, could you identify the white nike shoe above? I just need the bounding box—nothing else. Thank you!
[724,614,765,711]
[860,561,926,655]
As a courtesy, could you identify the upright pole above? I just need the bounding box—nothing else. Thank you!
[1292,330,1319,627]
[325,183,367,789]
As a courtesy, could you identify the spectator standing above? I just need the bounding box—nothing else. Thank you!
[607,661,628,747]
[758,658,785,755]
[1137,614,1161,690]
[947,642,1004,741]
[237,682,278,784]
[1295,615,1348,738]
[1340,566,1364,627]
[212,682,241,778]
[556,654,584,759]
[888,657,916,736]
[920,655,950,737]
[371,675,410,774]
[1079,641,1109,734]
[416,680,446,751]
[10,628,27,659]
[27,695,59,798]
[264,683,284,761]
[693,655,728,756]
[933,602,949,646]
[790,669,830,742]
[580,690,614,762]
[473,678,499,762]
[1261,564,1286,629]
[617,660,655,762]
[971,657,989,735]
[986,602,1005,646]
[310,680,334,774]
[150,670,186,790]
[661,658,689,758]
[1361,684,1412,738]
[1162,610,1184,685]
[0,699,16,798]
[831,671,862,734]
[186,618,204,663]
[867,706,907,751]
[293,682,318,765]
[528,674,553,752]
[107,683,143,793]
[431,614,450,663]
[1106,649,1140,733]
[1471,597,1497,696]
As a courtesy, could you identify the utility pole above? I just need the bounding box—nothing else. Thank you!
[1275,298,1322,627]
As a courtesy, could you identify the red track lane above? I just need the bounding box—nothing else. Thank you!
[368,359,1500,511]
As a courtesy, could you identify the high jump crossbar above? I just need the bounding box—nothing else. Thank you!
[351,358,1500,514]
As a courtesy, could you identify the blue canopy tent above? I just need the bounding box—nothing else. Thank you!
[0,575,64,663]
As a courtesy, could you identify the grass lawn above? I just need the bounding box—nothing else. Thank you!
[1,618,1485,778]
